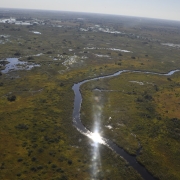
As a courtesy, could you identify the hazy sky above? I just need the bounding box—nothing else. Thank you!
[1,0,180,21]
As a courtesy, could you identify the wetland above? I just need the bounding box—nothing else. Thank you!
[0,8,180,180]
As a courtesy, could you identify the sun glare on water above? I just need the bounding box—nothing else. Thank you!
[89,132,104,144]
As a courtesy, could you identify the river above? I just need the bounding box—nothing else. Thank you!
[72,69,180,180]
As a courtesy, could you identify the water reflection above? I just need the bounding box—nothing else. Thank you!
[1,58,40,73]
[90,138,102,180]
[72,69,180,180]
[88,95,105,179]
[89,132,104,144]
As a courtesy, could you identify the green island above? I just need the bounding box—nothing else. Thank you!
[0,8,180,180]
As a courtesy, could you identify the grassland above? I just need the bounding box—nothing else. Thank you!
[0,8,180,179]
[81,71,180,179]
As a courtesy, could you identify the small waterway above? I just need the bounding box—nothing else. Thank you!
[72,69,180,180]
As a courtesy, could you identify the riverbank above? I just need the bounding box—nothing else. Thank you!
[80,69,180,179]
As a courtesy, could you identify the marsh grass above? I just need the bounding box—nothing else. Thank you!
[81,71,180,179]
[0,9,180,179]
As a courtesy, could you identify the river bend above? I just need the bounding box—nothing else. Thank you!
[72,69,180,180]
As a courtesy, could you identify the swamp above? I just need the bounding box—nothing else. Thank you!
[0,8,180,180]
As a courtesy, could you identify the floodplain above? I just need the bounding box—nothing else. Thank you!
[0,8,180,180]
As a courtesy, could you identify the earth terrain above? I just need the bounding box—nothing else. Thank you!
[0,8,180,180]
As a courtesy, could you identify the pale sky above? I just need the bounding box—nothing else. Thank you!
[1,0,180,21]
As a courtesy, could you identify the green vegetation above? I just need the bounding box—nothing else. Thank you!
[81,72,180,179]
[0,8,180,179]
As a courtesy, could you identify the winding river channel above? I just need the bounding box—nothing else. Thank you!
[72,69,180,180]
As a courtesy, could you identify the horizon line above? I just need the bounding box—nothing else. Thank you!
[0,7,180,23]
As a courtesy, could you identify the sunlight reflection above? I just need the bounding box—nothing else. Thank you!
[91,132,103,143]
[88,131,105,144]
[89,94,104,179]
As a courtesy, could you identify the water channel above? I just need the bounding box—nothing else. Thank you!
[72,69,180,180]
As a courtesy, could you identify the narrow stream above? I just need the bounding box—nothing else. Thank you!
[72,69,180,180]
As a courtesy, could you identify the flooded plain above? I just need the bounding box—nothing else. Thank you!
[1,58,40,73]
[84,47,131,52]
[161,43,180,48]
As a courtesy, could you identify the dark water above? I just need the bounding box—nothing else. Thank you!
[72,69,180,180]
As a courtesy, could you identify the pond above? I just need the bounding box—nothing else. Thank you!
[31,31,41,34]
[1,58,40,73]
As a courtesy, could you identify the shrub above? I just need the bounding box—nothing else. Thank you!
[17,158,23,162]
[144,94,152,100]
[51,164,57,169]
[27,56,34,60]
[15,124,29,130]
[31,157,37,162]
[0,61,7,66]
[136,97,143,102]
[14,52,21,56]
[167,77,172,81]
[68,160,72,165]
[37,165,43,170]
[60,83,64,87]
[7,95,16,102]
[30,167,37,172]
[16,173,21,177]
